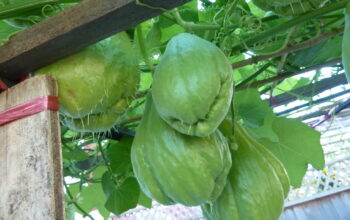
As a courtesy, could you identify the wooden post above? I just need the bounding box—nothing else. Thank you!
[0,75,64,219]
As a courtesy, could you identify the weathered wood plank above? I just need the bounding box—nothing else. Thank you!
[281,187,350,220]
[0,0,190,81]
[0,75,63,219]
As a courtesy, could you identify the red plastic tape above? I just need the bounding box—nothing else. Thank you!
[0,79,8,91]
[0,96,59,126]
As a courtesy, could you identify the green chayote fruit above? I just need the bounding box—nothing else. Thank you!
[131,94,232,206]
[343,1,350,82]
[252,0,328,16]
[202,123,290,220]
[152,33,233,137]
[36,32,139,132]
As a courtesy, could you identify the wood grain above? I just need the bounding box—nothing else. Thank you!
[0,75,64,219]
[0,0,190,81]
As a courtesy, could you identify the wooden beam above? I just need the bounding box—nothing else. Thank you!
[0,75,63,219]
[0,0,190,81]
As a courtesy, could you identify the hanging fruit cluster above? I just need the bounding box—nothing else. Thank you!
[131,33,290,220]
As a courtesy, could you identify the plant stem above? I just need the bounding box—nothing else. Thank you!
[236,58,342,90]
[232,28,344,69]
[136,24,155,73]
[172,8,220,31]
[97,141,118,185]
[230,0,349,53]
[63,180,95,220]
[236,63,271,89]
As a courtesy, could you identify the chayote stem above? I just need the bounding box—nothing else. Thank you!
[63,180,95,220]
[136,24,155,74]
[172,8,220,31]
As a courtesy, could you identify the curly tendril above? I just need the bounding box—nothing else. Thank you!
[41,4,58,18]
[239,15,262,31]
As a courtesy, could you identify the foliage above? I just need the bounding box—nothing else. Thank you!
[1,0,348,218]
[343,1,350,81]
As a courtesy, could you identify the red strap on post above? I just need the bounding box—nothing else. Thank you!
[0,79,8,91]
[0,96,59,126]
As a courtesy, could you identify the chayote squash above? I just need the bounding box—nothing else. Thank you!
[131,94,232,206]
[36,32,139,132]
[152,33,233,137]
[252,0,328,16]
[343,1,350,82]
[202,123,290,220]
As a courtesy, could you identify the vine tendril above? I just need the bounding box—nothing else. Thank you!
[135,0,167,11]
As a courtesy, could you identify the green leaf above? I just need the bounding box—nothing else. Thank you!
[68,168,111,219]
[140,72,153,91]
[259,118,325,187]
[107,136,133,175]
[104,177,140,215]
[234,89,274,128]
[291,36,342,67]
[62,144,90,161]
[273,77,311,96]
[235,88,325,187]
[245,113,279,142]
[138,189,152,208]
[160,24,185,43]
[101,171,115,198]
[178,1,199,23]
[231,55,254,83]
[145,21,162,56]
[0,21,20,46]
[65,195,76,220]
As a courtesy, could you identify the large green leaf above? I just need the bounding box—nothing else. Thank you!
[68,167,110,219]
[101,171,152,212]
[0,21,20,46]
[234,89,274,128]
[291,36,343,67]
[235,89,325,187]
[107,137,133,176]
[259,117,325,187]
[273,77,311,96]
[138,189,152,208]
[245,113,279,142]
[102,174,140,215]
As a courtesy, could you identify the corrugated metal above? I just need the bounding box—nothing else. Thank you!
[280,186,350,220]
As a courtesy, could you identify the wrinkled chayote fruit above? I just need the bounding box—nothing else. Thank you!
[152,33,234,137]
[36,32,139,132]
[202,123,290,220]
[131,94,232,206]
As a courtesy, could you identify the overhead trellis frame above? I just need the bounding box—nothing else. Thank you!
[0,0,190,81]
